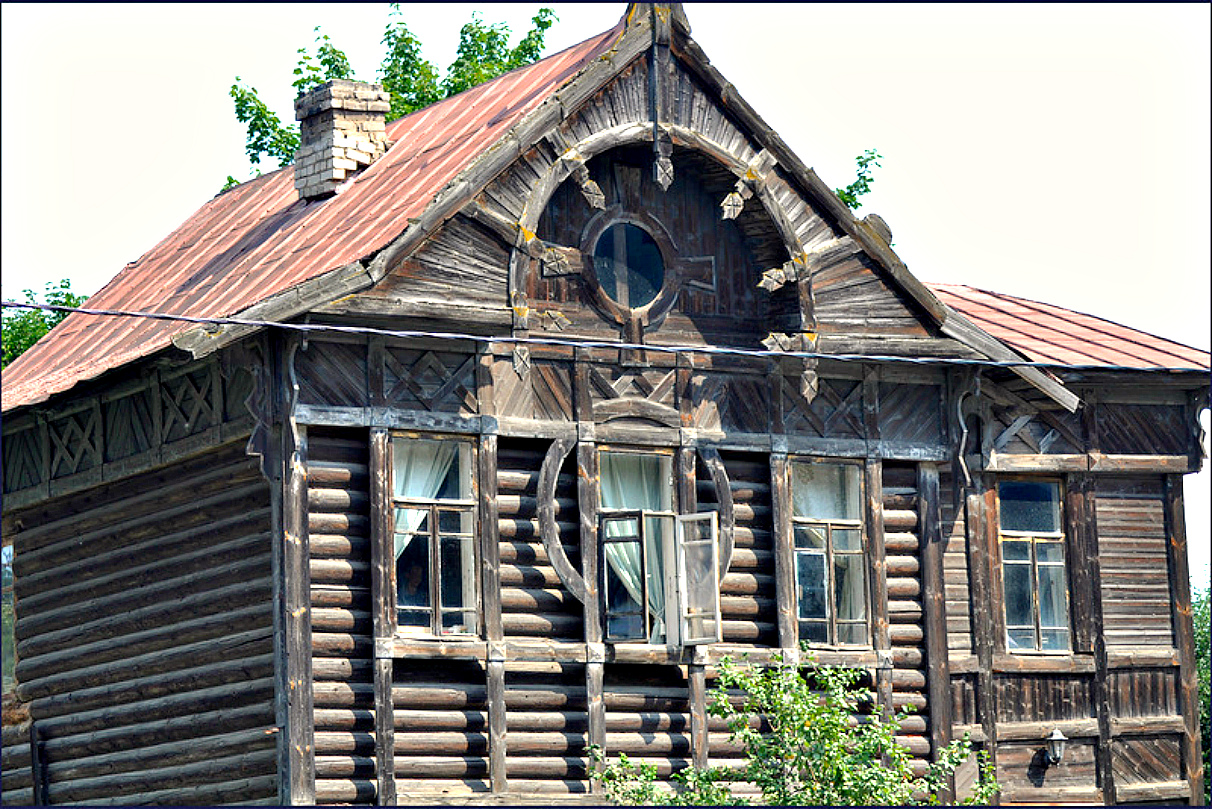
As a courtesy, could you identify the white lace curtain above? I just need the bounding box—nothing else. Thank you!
[601,453,668,642]
[393,439,458,559]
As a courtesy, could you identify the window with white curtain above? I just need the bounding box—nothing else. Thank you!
[391,435,477,636]
[791,460,869,647]
[599,449,720,646]
[997,479,1070,652]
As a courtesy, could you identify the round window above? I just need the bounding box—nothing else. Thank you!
[592,223,665,309]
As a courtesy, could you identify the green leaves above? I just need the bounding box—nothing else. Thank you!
[592,650,999,806]
[229,78,299,169]
[2,279,88,369]
[835,148,883,210]
[227,6,558,182]
[1194,586,1209,804]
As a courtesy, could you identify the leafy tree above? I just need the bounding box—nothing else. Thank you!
[226,6,557,187]
[835,148,883,210]
[592,650,998,806]
[2,546,14,695]
[1194,585,1209,804]
[2,279,87,369]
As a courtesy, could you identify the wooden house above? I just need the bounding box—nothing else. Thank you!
[2,4,1207,805]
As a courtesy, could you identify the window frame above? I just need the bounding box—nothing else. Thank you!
[389,432,480,639]
[788,457,872,650]
[597,446,722,647]
[995,476,1072,654]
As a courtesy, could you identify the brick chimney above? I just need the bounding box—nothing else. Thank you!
[294,79,391,200]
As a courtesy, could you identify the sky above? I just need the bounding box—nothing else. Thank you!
[1,3,1208,584]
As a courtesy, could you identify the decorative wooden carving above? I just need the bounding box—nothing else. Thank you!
[587,366,679,426]
[698,446,735,579]
[384,347,477,415]
[537,437,587,602]
[720,149,777,221]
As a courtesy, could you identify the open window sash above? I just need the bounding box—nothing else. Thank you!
[675,511,721,645]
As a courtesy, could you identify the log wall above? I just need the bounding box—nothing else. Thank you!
[4,438,277,805]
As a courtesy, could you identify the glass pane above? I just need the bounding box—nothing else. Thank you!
[1037,564,1069,630]
[791,463,861,520]
[604,516,640,540]
[834,555,867,622]
[796,551,826,621]
[645,516,670,643]
[794,525,826,550]
[1006,627,1035,650]
[998,480,1061,533]
[1001,539,1031,562]
[397,534,430,625]
[438,508,471,535]
[833,528,862,552]
[682,540,716,631]
[600,452,671,511]
[1036,540,1065,564]
[440,536,473,608]
[604,540,645,640]
[684,616,717,643]
[836,622,868,646]
[442,609,476,634]
[1040,628,1070,652]
[1002,562,1033,627]
[594,223,665,309]
[799,620,827,643]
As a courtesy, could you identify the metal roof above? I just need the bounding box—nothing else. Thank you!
[1,22,624,413]
[3,15,1207,415]
[929,283,1210,371]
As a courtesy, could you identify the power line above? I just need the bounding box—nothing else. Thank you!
[3,299,1209,375]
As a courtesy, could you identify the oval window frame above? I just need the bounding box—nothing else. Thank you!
[579,206,681,329]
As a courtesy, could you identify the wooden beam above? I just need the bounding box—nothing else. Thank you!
[538,437,586,602]
[769,453,796,651]
[865,459,892,722]
[964,478,999,786]
[917,463,952,791]
[1164,474,1205,806]
[368,429,396,805]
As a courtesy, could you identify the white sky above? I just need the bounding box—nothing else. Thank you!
[2,3,1208,585]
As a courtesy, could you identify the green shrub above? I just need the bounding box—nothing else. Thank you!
[592,650,997,806]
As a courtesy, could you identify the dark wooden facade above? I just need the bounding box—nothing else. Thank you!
[2,4,1206,805]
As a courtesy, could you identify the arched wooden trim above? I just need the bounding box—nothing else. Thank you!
[698,446,734,580]
[507,121,808,329]
[537,437,588,602]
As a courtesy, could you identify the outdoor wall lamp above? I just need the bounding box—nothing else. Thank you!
[1045,727,1067,766]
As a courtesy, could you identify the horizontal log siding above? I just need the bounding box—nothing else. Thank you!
[938,471,973,654]
[1094,478,1174,647]
[883,463,931,772]
[503,661,591,796]
[1,723,33,805]
[6,439,276,805]
[714,452,776,645]
[604,663,691,791]
[308,427,376,805]
[497,440,583,642]
[394,658,491,800]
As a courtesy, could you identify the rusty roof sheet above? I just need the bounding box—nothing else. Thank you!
[929,283,1210,371]
[1,22,624,413]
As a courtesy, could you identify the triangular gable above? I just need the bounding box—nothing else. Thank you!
[3,4,1077,414]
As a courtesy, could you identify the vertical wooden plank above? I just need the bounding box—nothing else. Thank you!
[918,462,953,788]
[477,346,496,418]
[578,441,605,790]
[480,432,506,794]
[770,453,796,651]
[866,458,892,720]
[1164,474,1204,806]
[1071,473,1115,805]
[285,423,314,805]
[487,658,507,794]
[689,649,708,770]
[965,477,1000,786]
[368,428,396,805]
[29,722,45,806]
[863,365,881,458]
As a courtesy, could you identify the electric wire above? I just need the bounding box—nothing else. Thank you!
[2,299,1208,375]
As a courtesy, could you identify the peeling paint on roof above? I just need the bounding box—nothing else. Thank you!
[1,23,624,413]
[928,283,1210,371]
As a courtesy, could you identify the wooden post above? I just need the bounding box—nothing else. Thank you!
[578,441,606,790]
[1070,473,1115,804]
[865,458,892,721]
[918,462,953,794]
[965,477,999,793]
[368,428,396,805]
[29,721,46,806]
[769,453,796,651]
[689,647,708,770]
[1164,474,1205,805]
[480,433,506,794]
